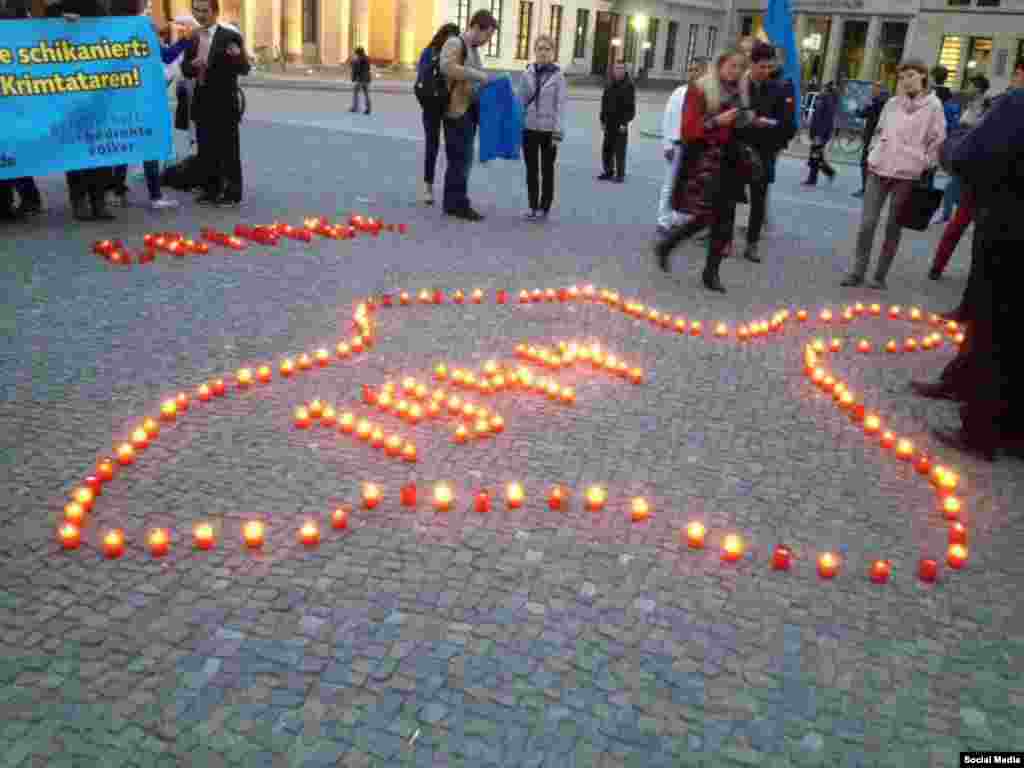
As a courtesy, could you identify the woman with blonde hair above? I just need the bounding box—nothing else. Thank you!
[517,33,567,219]
[656,48,769,293]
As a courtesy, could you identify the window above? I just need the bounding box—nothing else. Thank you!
[573,8,589,59]
[486,0,503,57]
[965,36,993,78]
[456,0,471,30]
[516,1,533,59]
[937,35,964,89]
[877,21,907,90]
[685,23,699,68]
[976,0,1000,5]
[549,4,563,61]
[946,0,969,5]
[624,16,638,63]
[302,0,317,44]
[644,18,658,69]
[706,25,717,57]
[664,21,678,70]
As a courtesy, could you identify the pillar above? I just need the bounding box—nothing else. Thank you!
[822,13,843,84]
[320,0,350,66]
[860,15,881,81]
[395,0,417,67]
[282,0,303,61]
[351,0,369,52]
[903,16,918,61]
[794,13,808,54]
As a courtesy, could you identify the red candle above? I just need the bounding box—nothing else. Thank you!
[148,528,170,557]
[84,475,102,496]
[294,406,311,428]
[941,496,961,521]
[771,546,793,571]
[434,483,454,511]
[97,459,115,482]
[915,455,932,475]
[895,439,914,461]
[363,483,382,509]
[194,522,215,550]
[332,505,350,530]
[685,521,706,549]
[211,379,226,396]
[947,543,968,569]
[721,534,744,562]
[585,485,606,511]
[475,490,491,513]
[548,486,566,510]
[817,552,839,579]
[949,522,968,546]
[918,558,938,582]
[116,443,136,465]
[103,529,125,559]
[401,442,418,462]
[64,501,85,526]
[236,368,253,388]
[280,358,295,377]
[506,482,525,509]
[59,523,81,550]
[400,483,417,507]
[299,520,320,547]
[308,399,324,418]
[198,383,212,401]
[243,520,265,549]
[160,399,177,421]
[869,559,891,584]
[257,365,272,383]
[496,289,508,304]
[72,486,95,512]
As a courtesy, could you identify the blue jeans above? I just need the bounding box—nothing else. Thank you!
[442,111,477,213]
[942,174,961,220]
[422,109,443,184]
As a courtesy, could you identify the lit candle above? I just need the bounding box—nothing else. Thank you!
[308,399,324,418]
[103,529,125,559]
[332,505,350,529]
[838,391,855,410]
[947,543,968,569]
[194,522,215,549]
[819,309,833,323]
[297,353,313,370]
[320,406,337,426]
[117,443,136,465]
[690,321,702,337]
[336,342,351,359]
[895,439,914,461]
[401,442,418,462]
[771,545,793,571]
[131,427,149,450]
[857,339,871,354]
[880,431,896,450]
[434,483,453,511]
[721,534,744,562]
[909,307,922,321]
[198,383,212,401]
[630,497,651,522]
[869,303,881,316]
[59,522,81,550]
[863,414,881,435]
[148,528,170,557]
[280,358,295,376]
[400,482,417,507]
[885,340,898,354]
[257,365,272,383]
[811,368,826,386]
[628,368,644,385]
[300,520,320,546]
[869,559,891,584]
[796,309,808,322]
[829,338,842,353]
[84,475,102,496]
[685,521,706,549]
[384,434,401,456]
[714,323,729,338]
[237,368,253,387]
[453,289,465,304]
[938,469,959,495]
[294,406,311,428]
[949,522,968,546]
[243,520,265,549]
[211,379,226,396]
[889,305,901,319]
[97,459,115,482]
[64,501,86,526]
[363,483,382,509]
[585,485,607,511]
[851,404,866,423]
[941,496,961,521]
[475,490,491,513]
[160,399,177,421]
[904,338,918,352]
[817,552,839,579]
[548,486,566,510]
[918,558,938,583]
[454,424,469,444]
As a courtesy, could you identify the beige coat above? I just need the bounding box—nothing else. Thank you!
[439,34,488,119]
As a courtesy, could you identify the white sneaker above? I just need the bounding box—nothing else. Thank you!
[150,198,180,210]
[419,180,434,205]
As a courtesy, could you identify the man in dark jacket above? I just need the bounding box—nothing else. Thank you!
[852,82,888,197]
[350,46,371,114]
[181,0,250,206]
[598,61,635,182]
[736,41,790,263]
[802,81,838,185]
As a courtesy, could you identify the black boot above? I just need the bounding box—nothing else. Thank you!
[72,196,92,221]
[702,239,726,293]
[90,191,114,221]
[653,226,686,272]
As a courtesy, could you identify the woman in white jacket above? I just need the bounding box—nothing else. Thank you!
[517,35,567,220]
[657,57,709,231]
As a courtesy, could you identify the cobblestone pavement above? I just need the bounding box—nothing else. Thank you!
[1,88,1021,767]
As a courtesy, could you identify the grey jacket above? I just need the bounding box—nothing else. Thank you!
[517,64,568,136]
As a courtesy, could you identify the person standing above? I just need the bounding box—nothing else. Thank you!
[735,41,789,263]
[517,34,567,220]
[181,0,250,207]
[438,9,497,221]
[840,60,945,289]
[656,49,759,293]
[802,82,838,185]
[349,47,371,114]
[598,62,635,182]
[852,82,888,198]
[415,23,460,205]
[657,57,708,232]
[1,0,43,218]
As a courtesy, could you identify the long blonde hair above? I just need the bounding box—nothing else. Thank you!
[695,49,746,114]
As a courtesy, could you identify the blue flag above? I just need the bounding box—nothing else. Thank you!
[765,0,802,131]
[0,17,173,180]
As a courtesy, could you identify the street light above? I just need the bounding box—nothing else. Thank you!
[631,14,648,79]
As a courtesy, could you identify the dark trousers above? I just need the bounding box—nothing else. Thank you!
[601,125,628,177]
[660,199,736,277]
[422,109,443,185]
[442,111,477,213]
[351,82,371,112]
[746,177,770,244]
[66,167,112,207]
[14,177,40,206]
[111,162,163,200]
[806,144,835,183]
[522,129,558,212]
[0,181,14,216]
[196,117,242,201]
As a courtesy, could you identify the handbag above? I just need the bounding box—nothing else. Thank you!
[897,176,944,231]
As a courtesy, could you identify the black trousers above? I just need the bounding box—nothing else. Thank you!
[14,177,40,206]
[0,181,14,216]
[601,125,628,177]
[422,109,443,185]
[522,129,558,212]
[746,177,769,244]
[196,117,242,201]
[806,144,835,183]
[66,167,111,206]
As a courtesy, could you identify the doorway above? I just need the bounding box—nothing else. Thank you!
[592,12,619,75]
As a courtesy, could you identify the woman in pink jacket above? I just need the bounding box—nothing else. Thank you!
[841,60,946,289]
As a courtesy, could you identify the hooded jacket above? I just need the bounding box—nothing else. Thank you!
[600,74,636,127]
[517,63,567,135]
[867,91,946,180]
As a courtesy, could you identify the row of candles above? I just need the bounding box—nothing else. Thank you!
[90,215,407,266]
[295,399,420,460]
[57,481,969,579]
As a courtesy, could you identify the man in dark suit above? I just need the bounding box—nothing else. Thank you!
[181,0,249,207]
[736,41,790,263]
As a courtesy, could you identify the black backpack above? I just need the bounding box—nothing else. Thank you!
[414,38,466,112]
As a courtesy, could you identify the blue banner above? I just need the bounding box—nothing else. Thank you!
[764,0,802,131]
[0,17,173,181]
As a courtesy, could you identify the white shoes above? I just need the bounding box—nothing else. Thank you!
[150,198,180,210]
[419,180,434,206]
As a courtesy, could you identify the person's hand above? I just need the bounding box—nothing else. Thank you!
[619,124,628,134]
[664,147,674,162]
[226,42,241,57]
[716,108,739,127]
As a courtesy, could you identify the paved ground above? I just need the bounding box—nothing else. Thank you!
[1,86,1021,768]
